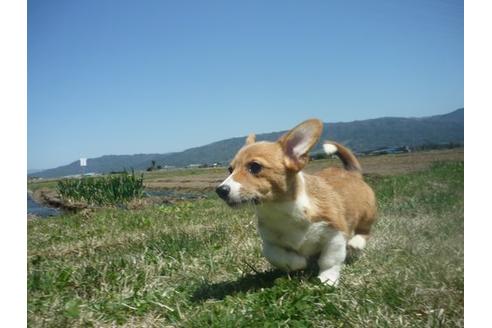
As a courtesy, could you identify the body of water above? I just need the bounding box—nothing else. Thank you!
[27,190,204,218]
[27,193,60,217]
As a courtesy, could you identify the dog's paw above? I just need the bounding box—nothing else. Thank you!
[272,255,307,272]
[318,268,340,287]
[288,256,307,271]
[348,234,367,250]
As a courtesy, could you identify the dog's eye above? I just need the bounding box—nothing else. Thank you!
[248,162,262,175]
[228,166,234,174]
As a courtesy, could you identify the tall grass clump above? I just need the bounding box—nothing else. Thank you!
[57,171,144,206]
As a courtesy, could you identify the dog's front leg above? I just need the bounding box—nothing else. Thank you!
[262,241,307,272]
[317,231,347,286]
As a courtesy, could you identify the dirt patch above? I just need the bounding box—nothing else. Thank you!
[307,148,464,176]
[32,188,87,212]
[144,174,225,191]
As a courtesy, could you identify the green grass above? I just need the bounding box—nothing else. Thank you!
[28,180,59,192]
[27,161,463,327]
[56,172,144,206]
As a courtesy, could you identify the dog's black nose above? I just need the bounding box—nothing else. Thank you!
[216,185,230,200]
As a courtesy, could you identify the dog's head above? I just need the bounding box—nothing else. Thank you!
[216,119,323,207]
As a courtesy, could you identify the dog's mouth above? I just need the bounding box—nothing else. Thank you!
[224,197,260,208]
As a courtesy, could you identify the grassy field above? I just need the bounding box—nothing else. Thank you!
[27,160,463,327]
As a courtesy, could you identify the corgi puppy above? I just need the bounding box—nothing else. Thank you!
[216,119,377,286]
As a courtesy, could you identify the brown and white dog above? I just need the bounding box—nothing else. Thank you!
[215,119,377,286]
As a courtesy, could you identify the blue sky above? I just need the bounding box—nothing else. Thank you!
[28,0,463,170]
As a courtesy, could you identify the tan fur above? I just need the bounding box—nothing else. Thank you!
[311,168,377,236]
[218,119,378,285]
[227,120,377,238]
[324,141,362,172]
[245,133,256,146]
[230,142,292,203]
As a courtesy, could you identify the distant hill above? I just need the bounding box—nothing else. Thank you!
[32,108,464,178]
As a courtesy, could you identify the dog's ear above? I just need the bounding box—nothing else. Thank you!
[245,133,256,146]
[278,119,323,171]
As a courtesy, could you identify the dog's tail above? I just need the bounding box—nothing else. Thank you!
[322,141,362,173]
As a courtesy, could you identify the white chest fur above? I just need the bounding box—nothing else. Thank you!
[255,173,335,257]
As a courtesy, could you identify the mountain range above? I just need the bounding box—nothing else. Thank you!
[31,108,464,178]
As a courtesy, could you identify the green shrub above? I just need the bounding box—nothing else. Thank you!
[57,171,144,206]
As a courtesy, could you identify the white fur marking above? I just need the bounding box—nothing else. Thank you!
[255,171,347,286]
[219,174,241,201]
[318,265,342,287]
[317,230,346,286]
[296,172,311,211]
[348,234,367,250]
[262,241,307,272]
[256,172,327,255]
[323,143,338,155]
